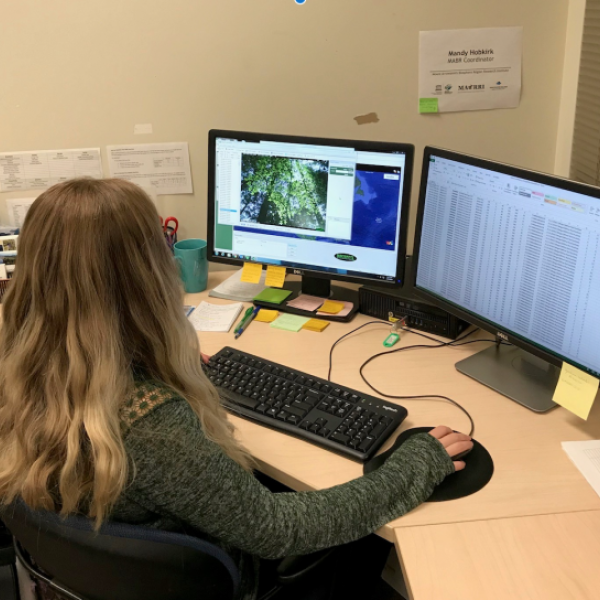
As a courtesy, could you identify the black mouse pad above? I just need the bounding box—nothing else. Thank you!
[363,427,494,501]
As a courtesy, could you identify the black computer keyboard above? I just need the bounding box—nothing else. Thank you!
[205,347,408,461]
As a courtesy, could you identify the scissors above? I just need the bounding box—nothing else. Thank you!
[160,216,179,251]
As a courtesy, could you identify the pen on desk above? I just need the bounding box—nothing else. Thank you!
[235,306,260,339]
[234,306,254,334]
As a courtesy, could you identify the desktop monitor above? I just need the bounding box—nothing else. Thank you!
[412,147,600,412]
[207,130,413,318]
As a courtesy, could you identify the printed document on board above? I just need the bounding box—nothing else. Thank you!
[6,197,37,228]
[107,142,193,195]
[0,148,103,192]
[419,27,522,113]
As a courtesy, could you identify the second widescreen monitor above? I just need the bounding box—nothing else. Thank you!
[207,130,414,295]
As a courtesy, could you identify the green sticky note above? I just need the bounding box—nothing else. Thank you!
[271,314,310,332]
[253,288,293,304]
[419,98,438,114]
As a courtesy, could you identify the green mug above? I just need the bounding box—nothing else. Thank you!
[174,239,208,293]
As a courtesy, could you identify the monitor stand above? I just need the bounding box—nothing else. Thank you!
[253,275,359,322]
[455,343,558,413]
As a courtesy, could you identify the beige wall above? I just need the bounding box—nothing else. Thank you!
[0,0,570,251]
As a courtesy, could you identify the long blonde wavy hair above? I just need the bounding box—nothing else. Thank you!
[0,178,252,525]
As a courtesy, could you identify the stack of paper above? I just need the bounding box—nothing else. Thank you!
[271,314,310,332]
[303,319,329,332]
[254,288,292,304]
[562,440,600,498]
[317,300,353,318]
[255,309,279,323]
[188,301,243,332]
[209,269,267,302]
[287,295,325,312]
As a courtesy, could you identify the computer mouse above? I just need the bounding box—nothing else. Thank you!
[449,432,473,461]
[363,426,494,501]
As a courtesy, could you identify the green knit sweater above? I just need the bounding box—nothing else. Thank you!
[112,382,455,599]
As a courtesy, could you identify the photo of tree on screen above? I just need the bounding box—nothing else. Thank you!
[240,155,328,232]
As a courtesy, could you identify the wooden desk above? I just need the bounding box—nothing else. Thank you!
[395,511,600,600]
[192,271,600,541]
[193,270,600,599]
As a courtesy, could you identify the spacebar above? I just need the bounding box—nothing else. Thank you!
[219,389,260,411]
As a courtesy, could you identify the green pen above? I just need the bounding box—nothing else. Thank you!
[234,306,254,334]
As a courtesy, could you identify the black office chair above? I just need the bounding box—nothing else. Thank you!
[1,499,337,600]
[0,519,18,600]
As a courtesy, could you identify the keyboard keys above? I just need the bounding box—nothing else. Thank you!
[213,347,407,460]
[359,436,376,452]
[331,432,350,445]
[229,395,260,410]
[371,424,387,438]
[285,406,306,418]
[293,401,311,413]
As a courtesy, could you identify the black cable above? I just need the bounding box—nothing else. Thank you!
[327,321,388,381]
[357,344,476,436]
[327,320,510,437]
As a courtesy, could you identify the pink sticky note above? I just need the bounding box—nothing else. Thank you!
[286,294,325,312]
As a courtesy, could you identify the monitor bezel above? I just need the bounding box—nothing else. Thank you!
[207,129,414,288]
[412,146,600,376]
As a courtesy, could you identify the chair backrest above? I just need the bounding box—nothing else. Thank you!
[1,500,241,600]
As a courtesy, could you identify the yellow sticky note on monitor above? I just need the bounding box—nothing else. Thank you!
[318,300,344,314]
[265,265,286,288]
[302,319,329,332]
[241,262,263,284]
[255,309,279,323]
[553,363,600,420]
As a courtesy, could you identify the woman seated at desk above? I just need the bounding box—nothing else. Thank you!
[0,179,472,600]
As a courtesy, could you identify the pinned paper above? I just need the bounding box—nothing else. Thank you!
[271,314,310,332]
[255,309,279,323]
[553,363,600,420]
[241,262,263,284]
[302,319,329,332]
[265,265,286,288]
[287,294,325,312]
[253,288,292,304]
[419,98,438,114]
[318,300,345,314]
[134,123,153,135]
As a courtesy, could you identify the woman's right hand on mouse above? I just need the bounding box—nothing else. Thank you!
[428,426,473,471]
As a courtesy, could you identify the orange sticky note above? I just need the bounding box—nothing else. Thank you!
[302,319,329,332]
[265,265,286,288]
[255,309,279,323]
[318,300,344,314]
[241,262,263,284]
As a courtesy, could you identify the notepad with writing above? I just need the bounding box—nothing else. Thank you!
[188,301,243,332]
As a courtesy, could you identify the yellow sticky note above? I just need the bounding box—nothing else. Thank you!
[318,300,344,314]
[241,262,263,284]
[302,319,329,332]
[265,265,286,288]
[255,309,279,323]
[553,363,600,420]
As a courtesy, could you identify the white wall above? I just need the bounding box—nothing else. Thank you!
[555,0,586,177]
[0,0,570,251]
